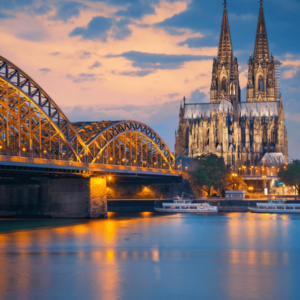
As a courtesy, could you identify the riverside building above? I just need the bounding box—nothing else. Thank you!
[175,1,288,168]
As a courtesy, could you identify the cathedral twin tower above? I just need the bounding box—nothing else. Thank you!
[175,0,288,167]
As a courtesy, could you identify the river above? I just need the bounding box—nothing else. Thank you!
[0,212,300,300]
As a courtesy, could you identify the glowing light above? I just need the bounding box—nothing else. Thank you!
[106,250,115,261]
[22,148,26,151]
[108,176,112,181]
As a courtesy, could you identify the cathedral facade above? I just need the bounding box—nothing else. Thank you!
[175,1,288,168]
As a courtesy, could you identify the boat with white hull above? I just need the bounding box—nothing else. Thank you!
[249,198,300,214]
[154,194,218,213]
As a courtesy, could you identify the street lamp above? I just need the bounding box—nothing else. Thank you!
[231,173,238,190]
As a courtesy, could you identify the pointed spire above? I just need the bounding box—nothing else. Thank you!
[217,0,232,63]
[254,0,270,62]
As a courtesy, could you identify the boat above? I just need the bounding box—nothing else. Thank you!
[249,197,300,214]
[154,193,218,213]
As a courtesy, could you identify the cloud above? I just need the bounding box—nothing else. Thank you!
[119,69,154,77]
[69,15,132,41]
[63,99,182,151]
[89,0,161,20]
[0,12,15,19]
[189,89,208,103]
[89,61,102,69]
[50,51,60,56]
[70,16,113,41]
[54,1,89,21]
[66,73,102,83]
[167,93,180,99]
[32,3,52,15]
[179,36,218,48]
[109,51,213,70]
[16,30,48,42]
[115,0,159,19]
[0,0,35,11]
[78,51,91,59]
[39,68,51,74]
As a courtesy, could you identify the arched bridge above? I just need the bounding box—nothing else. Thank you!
[0,56,179,177]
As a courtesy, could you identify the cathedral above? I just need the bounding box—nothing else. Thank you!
[175,0,288,168]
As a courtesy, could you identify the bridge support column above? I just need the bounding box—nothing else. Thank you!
[88,176,107,218]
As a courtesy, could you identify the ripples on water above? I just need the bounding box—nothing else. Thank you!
[0,212,300,300]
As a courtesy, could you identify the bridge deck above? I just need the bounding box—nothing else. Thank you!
[0,155,182,177]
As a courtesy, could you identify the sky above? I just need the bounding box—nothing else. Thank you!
[0,0,299,159]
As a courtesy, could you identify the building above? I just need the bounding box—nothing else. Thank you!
[175,0,288,168]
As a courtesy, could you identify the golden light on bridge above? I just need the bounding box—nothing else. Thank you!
[0,56,177,173]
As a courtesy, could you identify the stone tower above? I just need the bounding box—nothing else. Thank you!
[247,0,276,102]
[210,0,240,105]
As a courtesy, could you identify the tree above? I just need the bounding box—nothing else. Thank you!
[190,153,227,196]
[224,173,247,191]
[278,160,300,197]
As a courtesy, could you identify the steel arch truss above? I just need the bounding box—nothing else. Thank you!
[0,56,174,170]
[83,121,174,169]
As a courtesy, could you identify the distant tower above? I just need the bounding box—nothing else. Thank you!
[210,0,240,105]
[247,0,276,102]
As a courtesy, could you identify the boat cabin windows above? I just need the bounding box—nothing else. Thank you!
[286,207,294,210]
[276,206,285,210]
[295,207,300,210]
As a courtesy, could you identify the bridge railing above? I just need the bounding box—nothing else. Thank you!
[0,154,181,176]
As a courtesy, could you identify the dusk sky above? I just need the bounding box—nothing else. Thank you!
[0,0,299,159]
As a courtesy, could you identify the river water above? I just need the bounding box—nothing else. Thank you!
[0,212,300,300]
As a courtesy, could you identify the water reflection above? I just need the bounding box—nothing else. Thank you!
[224,213,291,300]
[0,213,299,300]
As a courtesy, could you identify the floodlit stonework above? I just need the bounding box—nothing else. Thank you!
[89,177,107,218]
[175,1,288,167]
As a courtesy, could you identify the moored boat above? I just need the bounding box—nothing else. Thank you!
[154,193,218,213]
[249,197,300,214]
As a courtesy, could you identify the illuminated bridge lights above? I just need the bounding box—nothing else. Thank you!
[0,55,175,171]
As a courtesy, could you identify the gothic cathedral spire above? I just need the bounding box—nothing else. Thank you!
[247,0,276,102]
[253,0,270,62]
[210,0,240,105]
[217,0,232,63]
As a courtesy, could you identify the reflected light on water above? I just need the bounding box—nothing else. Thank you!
[152,249,160,262]
[0,212,298,300]
[225,213,291,300]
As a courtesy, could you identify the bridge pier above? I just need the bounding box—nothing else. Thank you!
[0,176,107,219]
[88,177,107,219]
